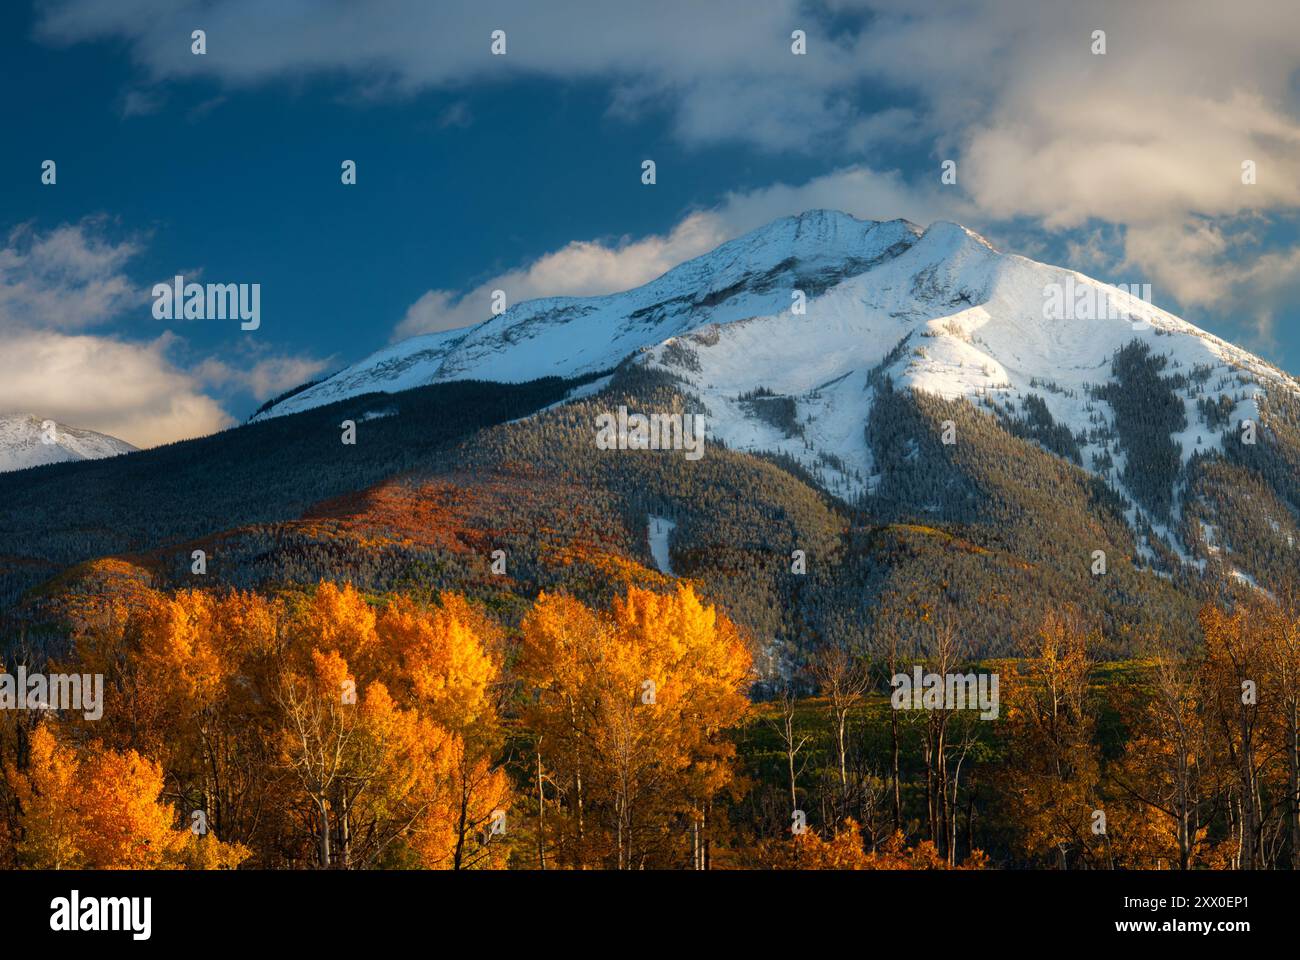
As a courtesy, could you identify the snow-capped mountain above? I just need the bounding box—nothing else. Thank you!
[0,415,136,474]
[253,210,1299,530]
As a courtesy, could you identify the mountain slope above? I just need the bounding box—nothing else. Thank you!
[637,220,1294,506]
[252,210,1300,566]
[0,415,135,474]
[0,376,590,608]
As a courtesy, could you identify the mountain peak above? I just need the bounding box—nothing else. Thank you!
[917,219,998,252]
[726,209,922,259]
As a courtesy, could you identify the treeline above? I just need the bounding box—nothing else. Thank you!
[858,378,1199,655]
[4,577,1300,869]
[1182,456,1300,590]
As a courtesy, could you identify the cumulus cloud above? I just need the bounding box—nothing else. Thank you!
[35,0,1300,171]
[193,350,333,401]
[849,0,1300,325]
[1121,218,1300,353]
[392,212,731,339]
[0,330,233,448]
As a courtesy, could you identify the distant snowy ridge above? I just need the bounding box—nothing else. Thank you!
[0,415,136,474]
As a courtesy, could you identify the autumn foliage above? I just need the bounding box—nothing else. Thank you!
[0,578,752,870]
[5,572,1300,871]
[518,585,752,868]
[7,723,248,869]
[759,819,988,870]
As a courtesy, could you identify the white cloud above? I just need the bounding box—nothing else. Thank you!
[34,0,889,153]
[37,0,1300,178]
[194,351,333,401]
[847,0,1300,321]
[392,212,732,338]
[0,330,233,448]
[1121,218,1300,352]
[711,166,965,235]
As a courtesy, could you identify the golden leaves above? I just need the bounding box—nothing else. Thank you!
[7,723,249,870]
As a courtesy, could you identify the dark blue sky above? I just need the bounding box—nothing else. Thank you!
[3,0,1298,445]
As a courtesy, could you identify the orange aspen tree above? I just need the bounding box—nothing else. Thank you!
[519,585,751,868]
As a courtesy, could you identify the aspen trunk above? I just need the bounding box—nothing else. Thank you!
[316,796,331,869]
[536,748,547,870]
